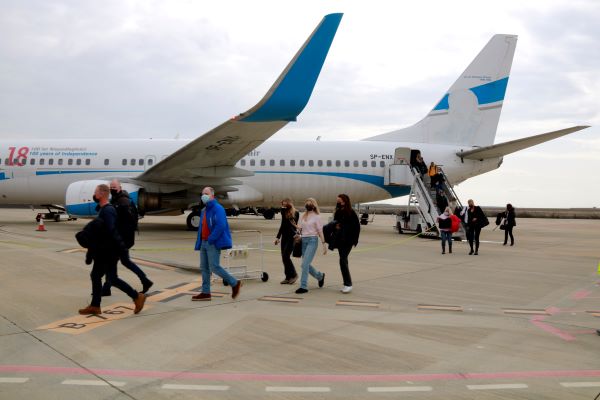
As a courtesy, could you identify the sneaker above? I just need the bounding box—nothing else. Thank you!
[142,280,154,294]
[78,305,101,315]
[295,287,308,294]
[288,275,298,285]
[133,292,146,314]
[232,280,243,299]
[191,293,211,301]
[318,273,325,288]
[341,286,353,294]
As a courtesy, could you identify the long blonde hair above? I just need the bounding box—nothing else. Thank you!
[302,197,320,220]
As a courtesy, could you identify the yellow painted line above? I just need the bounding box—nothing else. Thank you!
[60,248,86,254]
[418,304,463,312]
[37,302,151,335]
[259,296,302,303]
[503,308,549,315]
[336,300,379,308]
[586,311,600,317]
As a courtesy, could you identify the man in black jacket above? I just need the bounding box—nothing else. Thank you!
[100,179,153,295]
[78,184,146,315]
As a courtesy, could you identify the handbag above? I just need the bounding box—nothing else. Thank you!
[292,230,302,258]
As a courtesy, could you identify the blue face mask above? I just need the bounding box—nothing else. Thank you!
[201,194,211,204]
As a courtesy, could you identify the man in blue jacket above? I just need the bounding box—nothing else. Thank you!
[192,187,242,301]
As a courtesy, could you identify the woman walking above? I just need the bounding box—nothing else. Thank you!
[274,198,299,284]
[295,198,327,294]
[503,203,516,246]
[437,206,453,254]
[461,199,487,255]
[333,194,360,293]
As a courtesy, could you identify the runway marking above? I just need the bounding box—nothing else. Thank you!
[336,300,379,308]
[418,304,463,312]
[147,282,201,302]
[503,308,549,315]
[162,384,230,391]
[560,382,600,388]
[586,311,600,317]
[530,315,576,341]
[61,379,126,387]
[572,290,591,300]
[266,386,331,392]
[467,383,528,390]
[0,377,29,383]
[259,296,302,303]
[367,386,432,392]
[60,248,85,254]
[37,303,151,335]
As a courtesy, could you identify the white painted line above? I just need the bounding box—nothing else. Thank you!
[0,377,29,383]
[560,382,600,388]
[368,386,433,392]
[162,384,230,391]
[467,383,528,390]
[61,379,125,387]
[266,386,331,393]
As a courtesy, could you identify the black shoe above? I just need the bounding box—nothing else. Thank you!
[142,280,154,294]
[510,243,514,246]
[449,248,452,254]
[503,242,507,246]
[295,288,308,294]
[101,289,111,297]
[469,250,474,255]
[442,251,445,254]
[474,251,478,255]
[318,273,325,288]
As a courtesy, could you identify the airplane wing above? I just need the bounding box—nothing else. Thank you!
[456,126,590,160]
[137,13,343,184]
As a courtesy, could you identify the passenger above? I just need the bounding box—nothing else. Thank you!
[503,203,517,246]
[191,187,242,301]
[333,194,360,294]
[437,207,453,254]
[274,198,299,284]
[78,184,146,315]
[428,162,438,187]
[436,190,449,214]
[101,179,153,296]
[295,198,327,294]
[460,199,488,255]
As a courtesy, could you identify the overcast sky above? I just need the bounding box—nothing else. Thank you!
[1,0,598,208]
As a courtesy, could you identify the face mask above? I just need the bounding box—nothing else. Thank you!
[110,189,119,198]
[201,194,211,204]
[336,203,343,209]
[444,211,449,216]
[280,207,287,212]
[92,195,99,203]
[305,205,314,211]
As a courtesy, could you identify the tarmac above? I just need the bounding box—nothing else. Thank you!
[1,208,599,399]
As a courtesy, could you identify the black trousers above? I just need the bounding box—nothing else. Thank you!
[91,253,138,307]
[466,226,482,251]
[504,226,514,245]
[102,249,149,292]
[280,236,297,279]
[338,244,353,286]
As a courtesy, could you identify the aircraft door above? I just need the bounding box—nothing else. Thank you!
[144,155,156,170]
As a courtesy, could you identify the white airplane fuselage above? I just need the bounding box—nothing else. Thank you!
[0,139,500,208]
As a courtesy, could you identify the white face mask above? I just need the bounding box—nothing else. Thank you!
[444,211,449,216]
[201,194,211,204]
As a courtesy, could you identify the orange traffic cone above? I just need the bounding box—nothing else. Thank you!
[36,217,47,232]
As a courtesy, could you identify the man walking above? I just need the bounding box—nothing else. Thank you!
[79,184,146,315]
[101,179,153,296]
[191,187,242,301]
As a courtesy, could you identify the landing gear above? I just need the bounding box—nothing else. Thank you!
[35,205,76,223]
[262,208,275,220]
[186,210,201,231]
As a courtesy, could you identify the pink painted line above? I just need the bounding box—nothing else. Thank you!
[530,316,576,341]
[1,365,600,382]
[572,290,591,300]
[545,306,561,315]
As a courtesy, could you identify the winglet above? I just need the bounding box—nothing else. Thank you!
[238,13,343,122]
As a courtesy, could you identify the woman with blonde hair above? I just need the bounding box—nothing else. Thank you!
[274,198,299,284]
[295,197,327,294]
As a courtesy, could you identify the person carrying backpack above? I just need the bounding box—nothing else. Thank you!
[101,179,153,296]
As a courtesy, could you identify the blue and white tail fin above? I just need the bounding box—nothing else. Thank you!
[366,34,518,146]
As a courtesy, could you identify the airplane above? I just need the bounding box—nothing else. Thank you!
[0,14,589,230]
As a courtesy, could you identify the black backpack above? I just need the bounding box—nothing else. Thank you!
[114,194,139,248]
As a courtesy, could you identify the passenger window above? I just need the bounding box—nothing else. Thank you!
[130,159,136,166]
[40,159,45,165]
[371,161,376,167]
[362,160,367,167]
[335,160,341,167]
[353,160,359,167]
[76,159,82,166]
[344,160,350,167]
[280,159,285,166]
[68,159,73,166]
[308,160,314,167]
[122,159,127,166]
[250,159,255,166]
[260,159,265,166]
[148,159,153,166]
[380,161,385,167]
[104,159,109,166]
[300,160,305,167]
[30,159,36,166]
[269,159,275,166]
[85,159,91,166]
[317,160,323,167]
[58,159,63,166]
[49,159,54,166]
[240,159,246,166]
[139,159,144,166]
[290,160,295,167]
[3,158,7,165]
[326,160,332,167]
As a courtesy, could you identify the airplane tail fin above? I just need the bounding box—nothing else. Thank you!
[366,34,518,146]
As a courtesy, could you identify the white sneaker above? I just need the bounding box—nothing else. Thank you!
[341,286,353,294]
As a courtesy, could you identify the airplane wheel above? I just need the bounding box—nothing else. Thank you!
[186,211,201,231]
[54,214,61,222]
[261,272,269,282]
[263,209,275,220]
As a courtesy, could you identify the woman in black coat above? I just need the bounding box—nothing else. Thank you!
[503,203,516,246]
[461,198,487,255]
[333,194,360,293]
[274,198,299,284]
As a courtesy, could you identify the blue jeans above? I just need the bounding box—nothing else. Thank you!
[200,241,238,293]
[440,230,452,252]
[300,236,324,289]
